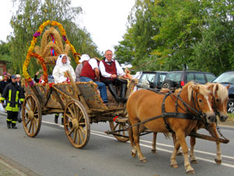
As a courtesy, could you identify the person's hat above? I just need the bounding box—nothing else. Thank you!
[3,72,7,76]
[11,75,17,79]
[80,54,90,63]
[16,74,21,78]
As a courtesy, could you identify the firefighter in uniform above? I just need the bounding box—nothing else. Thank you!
[0,75,25,129]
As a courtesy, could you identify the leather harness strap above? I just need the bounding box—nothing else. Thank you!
[147,89,208,133]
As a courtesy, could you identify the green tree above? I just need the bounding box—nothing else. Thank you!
[9,0,100,76]
[115,0,159,71]
[192,0,234,75]
[115,0,234,75]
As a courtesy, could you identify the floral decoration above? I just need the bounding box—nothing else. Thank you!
[23,20,81,86]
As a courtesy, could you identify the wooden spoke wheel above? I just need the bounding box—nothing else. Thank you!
[64,100,90,149]
[109,121,129,142]
[22,94,42,137]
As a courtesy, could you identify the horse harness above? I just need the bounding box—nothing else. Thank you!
[128,89,210,133]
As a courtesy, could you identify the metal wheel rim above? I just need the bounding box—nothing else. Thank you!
[64,100,90,148]
[227,100,234,113]
[22,94,42,137]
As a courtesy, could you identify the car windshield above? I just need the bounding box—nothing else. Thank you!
[213,72,234,84]
[140,73,155,83]
[166,72,182,82]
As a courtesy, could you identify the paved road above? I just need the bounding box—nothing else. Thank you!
[0,112,234,176]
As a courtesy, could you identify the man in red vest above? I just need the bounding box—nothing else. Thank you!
[99,50,127,102]
[80,58,108,103]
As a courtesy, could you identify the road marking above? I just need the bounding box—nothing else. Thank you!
[140,139,234,160]
[42,120,234,168]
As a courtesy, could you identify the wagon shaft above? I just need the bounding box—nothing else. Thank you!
[189,132,229,144]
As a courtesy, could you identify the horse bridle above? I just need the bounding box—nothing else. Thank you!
[160,89,210,132]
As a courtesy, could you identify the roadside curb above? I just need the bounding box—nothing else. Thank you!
[0,153,40,176]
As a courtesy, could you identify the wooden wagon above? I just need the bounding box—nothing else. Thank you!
[21,21,137,148]
[22,73,136,148]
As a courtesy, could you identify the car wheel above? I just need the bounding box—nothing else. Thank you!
[162,80,175,89]
[227,98,234,114]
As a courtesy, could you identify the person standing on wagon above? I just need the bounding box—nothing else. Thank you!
[99,49,127,102]
[0,75,25,129]
[80,58,108,104]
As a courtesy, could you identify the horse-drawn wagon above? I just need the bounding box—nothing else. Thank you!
[21,21,136,148]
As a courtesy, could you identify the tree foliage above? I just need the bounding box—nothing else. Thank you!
[7,0,100,75]
[115,0,234,75]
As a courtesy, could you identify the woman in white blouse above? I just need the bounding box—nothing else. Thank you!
[52,54,76,83]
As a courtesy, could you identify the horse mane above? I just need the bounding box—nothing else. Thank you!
[185,81,211,102]
[207,83,228,103]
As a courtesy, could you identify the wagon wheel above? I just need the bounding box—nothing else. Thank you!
[64,100,90,148]
[21,94,42,137]
[109,120,129,142]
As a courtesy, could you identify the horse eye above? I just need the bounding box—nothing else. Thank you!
[216,99,219,102]
[199,99,202,103]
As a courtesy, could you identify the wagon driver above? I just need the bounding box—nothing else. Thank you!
[99,49,127,102]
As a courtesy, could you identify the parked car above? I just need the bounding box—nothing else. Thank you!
[135,71,168,90]
[162,70,216,89]
[212,71,234,113]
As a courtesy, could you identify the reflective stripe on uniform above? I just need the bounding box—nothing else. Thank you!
[8,90,11,101]
[5,88,20,112]
[20,98,24,102]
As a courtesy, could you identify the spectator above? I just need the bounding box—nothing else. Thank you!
[0,72,11,94]
[75,54,90,82]
[99,50,127,102]
[54,113,63,125]
[16,74,23,123]
[0,75,25,129]
[34,69,44,83]
[80,58,108,103]
[52,54,76,83]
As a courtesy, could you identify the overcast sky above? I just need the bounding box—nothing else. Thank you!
[0,0,135,54]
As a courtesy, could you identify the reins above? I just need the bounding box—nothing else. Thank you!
[109,88,209,134]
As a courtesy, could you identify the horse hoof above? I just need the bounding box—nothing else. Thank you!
[191,160,198,164]
[151,149,157,153]
[170,164,178,168]
[131,151,136,157]
[215,159,222,165]
[186,170,195,175]
[177,152,182,156]
[140,158,147,162]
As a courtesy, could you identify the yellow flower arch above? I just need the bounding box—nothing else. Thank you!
[23,20,81,85]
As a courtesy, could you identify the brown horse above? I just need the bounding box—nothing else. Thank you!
[127,82,215,174]
[189,83,229,164]
[150,83,229,164]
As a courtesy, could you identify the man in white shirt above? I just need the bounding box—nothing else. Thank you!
[80,58,108,103]
[99,50,127,102]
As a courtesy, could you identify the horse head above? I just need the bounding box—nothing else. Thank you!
[185,82,216,123]
[207,83,229,122]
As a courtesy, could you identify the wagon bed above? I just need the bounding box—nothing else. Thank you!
[22,76,136,148]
